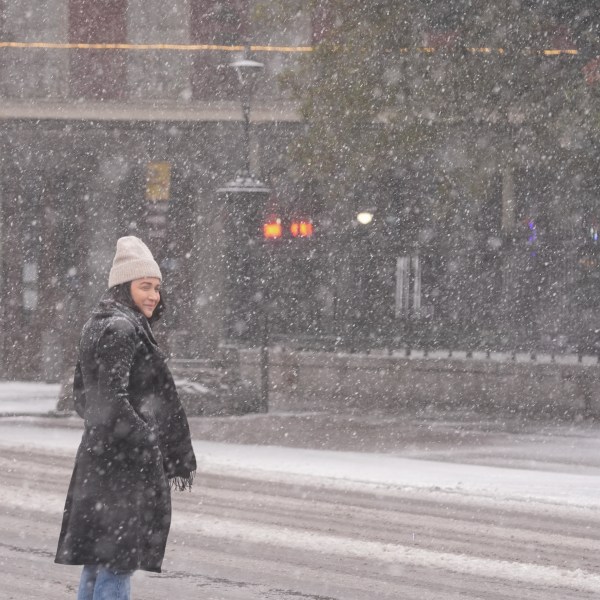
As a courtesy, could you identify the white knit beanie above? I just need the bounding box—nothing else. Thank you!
[108,236,162,288]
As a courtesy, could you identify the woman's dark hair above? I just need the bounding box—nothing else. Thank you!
[108,281,166,324]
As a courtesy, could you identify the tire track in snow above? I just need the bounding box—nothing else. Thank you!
[0,463,598,595]
[2,443,600,598]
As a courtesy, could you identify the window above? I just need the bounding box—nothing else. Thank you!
[190,0,247,100]
[311,0,335,44]
[69,0,127,99]
[22,262,38,312]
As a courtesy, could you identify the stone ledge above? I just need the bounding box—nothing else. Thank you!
[0,99,301,123]
[238,348,600,418]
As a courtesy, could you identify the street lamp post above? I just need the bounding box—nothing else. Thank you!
[217,46,271,412]
[230,52,264,178]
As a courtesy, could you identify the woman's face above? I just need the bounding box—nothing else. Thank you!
[130,278,161,318]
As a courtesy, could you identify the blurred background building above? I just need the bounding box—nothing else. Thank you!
[0,0,599,381]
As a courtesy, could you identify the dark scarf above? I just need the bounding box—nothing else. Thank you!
[95,294,197,491]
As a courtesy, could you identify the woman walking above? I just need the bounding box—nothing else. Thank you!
[55,236,197,600]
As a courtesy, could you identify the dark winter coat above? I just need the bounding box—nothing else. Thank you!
[55,297,196,573]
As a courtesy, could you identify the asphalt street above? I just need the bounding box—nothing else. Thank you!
[0,410,599,599]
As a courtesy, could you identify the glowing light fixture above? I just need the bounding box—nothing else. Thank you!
[263,218,282,240]
[357,211,374,225]
[527,219,537,244]
[290,220,314,238]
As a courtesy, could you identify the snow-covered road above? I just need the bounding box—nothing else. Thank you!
[1,421,598,508]
[0,417,599,599]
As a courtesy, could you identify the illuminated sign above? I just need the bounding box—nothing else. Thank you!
[146,162,171,202]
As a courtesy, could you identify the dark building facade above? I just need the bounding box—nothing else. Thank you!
[0,1,599,381]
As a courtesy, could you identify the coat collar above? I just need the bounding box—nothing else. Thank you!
[95,295,166,360]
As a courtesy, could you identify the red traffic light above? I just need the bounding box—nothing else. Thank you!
[290,220,314,238]
[263,218,282,240]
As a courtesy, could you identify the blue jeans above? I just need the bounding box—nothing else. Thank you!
[77,565,132,600]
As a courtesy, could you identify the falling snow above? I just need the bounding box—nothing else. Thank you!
[0,2,599,599]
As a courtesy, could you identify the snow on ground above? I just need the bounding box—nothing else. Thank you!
[0,421,598,511]
[0,381,599,510]
[0,381,60,414]
[193,440,600,509]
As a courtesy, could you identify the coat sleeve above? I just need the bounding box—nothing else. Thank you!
[91,319,154,444]
[73,360,86,418]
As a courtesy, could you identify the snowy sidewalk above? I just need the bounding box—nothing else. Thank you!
[0,421,599,510]
[0,381,60,415]
[194,439,600,509]
[1,380,600,510]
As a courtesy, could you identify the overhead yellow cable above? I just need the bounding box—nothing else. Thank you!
[0,41,313,52]
[542,48,578,56]
[0,41,580,56]
[249,45,313,53]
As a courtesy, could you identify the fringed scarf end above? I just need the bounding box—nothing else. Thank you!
[169,471,195,492]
